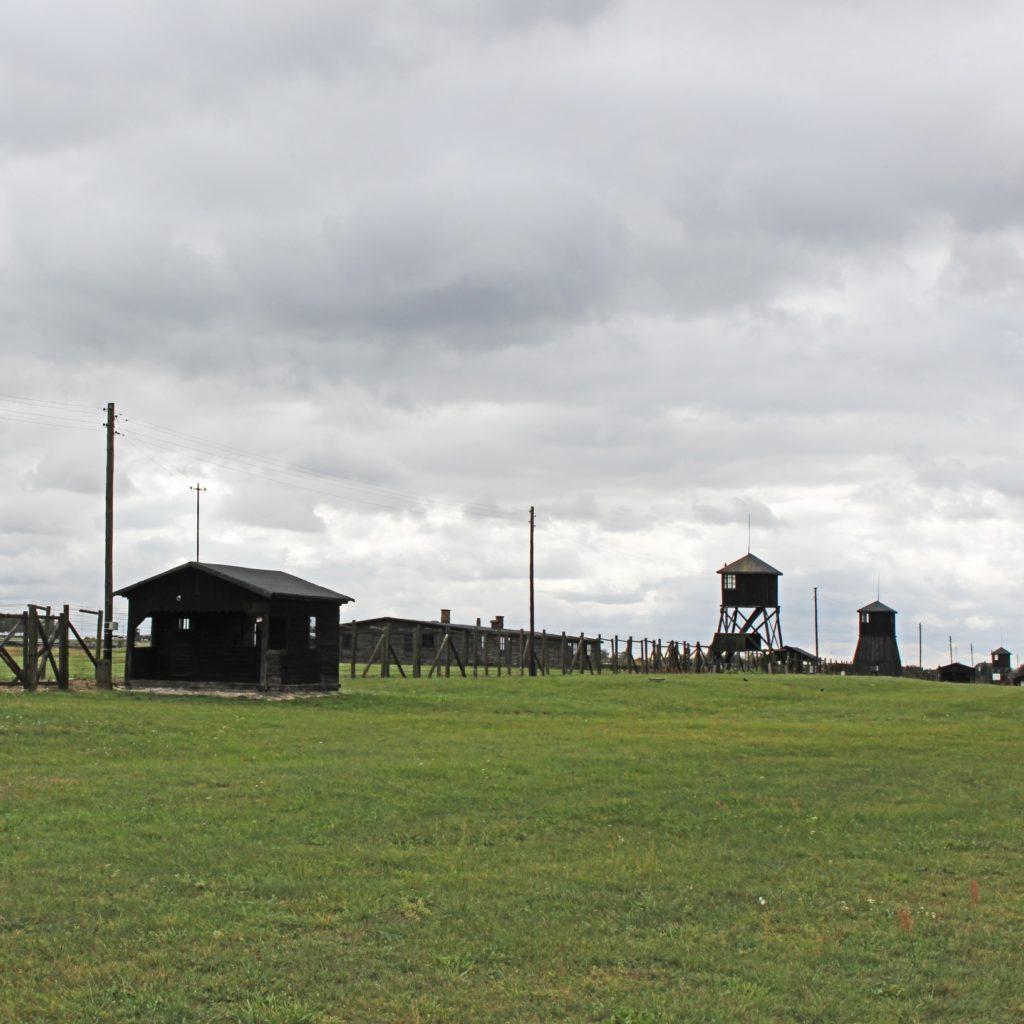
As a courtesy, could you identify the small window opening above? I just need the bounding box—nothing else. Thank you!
[177,617,191,632]
[308,615,317,649]
[723,574,737,590]
[861,612,870,624]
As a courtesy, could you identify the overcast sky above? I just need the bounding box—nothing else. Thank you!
[2,0,1023,665]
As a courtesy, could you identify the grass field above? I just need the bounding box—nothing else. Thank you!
[0,674,1021,1023]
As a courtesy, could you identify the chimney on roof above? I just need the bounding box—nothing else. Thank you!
[491,615,504,630]
[440,609,451,625]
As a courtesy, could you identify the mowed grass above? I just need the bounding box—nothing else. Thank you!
[0,675,1021,1023]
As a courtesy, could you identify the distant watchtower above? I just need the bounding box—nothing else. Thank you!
[852,601,902,677]
[992,646,1011,683]
[711,553,783,661]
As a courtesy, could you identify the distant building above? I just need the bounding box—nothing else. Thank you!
[116,562,353,692]
[852,600,902,677]
[937,662,975,684]
[343,611,597,671]
[991,646,1012,684]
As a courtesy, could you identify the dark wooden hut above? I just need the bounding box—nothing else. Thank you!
[710,552,783,663]
[116,562,353,692]
[852,600,902,677]
[937,661,975,684]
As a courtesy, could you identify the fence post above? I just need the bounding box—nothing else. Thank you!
[412,624,422,678]
[349,620,357,679]
[59,605,70,690]
[472,627,479,678]
[381,623,390,678]
[596,634,603,674]
[23,609,37,691]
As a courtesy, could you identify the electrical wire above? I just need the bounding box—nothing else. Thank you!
[121,415,520,521]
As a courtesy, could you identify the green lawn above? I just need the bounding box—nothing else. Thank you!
[0,675,1021,1023]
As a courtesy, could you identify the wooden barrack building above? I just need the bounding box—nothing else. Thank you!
[116,562,353,692]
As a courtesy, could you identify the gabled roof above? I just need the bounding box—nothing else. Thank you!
[992,646,1011,655]
[718,552,782,576]
[858,600,897,614]
[116,562,354,603]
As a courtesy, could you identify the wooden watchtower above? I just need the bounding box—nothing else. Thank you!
[992,646,1012,683]
[711,552,783,662]
[852,600,902,677]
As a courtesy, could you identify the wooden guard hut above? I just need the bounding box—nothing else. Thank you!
[852,600,902,677]
[711,552,783,663]
[937,661,975,684]
[116,563,353,692]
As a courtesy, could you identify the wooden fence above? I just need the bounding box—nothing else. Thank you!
[344,623,821,679]
[0,605,102,689]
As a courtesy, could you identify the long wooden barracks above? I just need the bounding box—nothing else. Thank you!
[115,563,353,691]
[346,610,600,675]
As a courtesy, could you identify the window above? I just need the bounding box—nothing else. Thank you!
[724,574,737,590]
[177,617,190,632]
[861,612,870,624]
[308,616,317,649]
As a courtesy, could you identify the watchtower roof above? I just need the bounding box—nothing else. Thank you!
[992,646,1011,655]
[858,600,896,614]
[718,553,782,576]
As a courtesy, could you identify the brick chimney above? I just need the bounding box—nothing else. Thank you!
[490,615,504,630]
[440,609,451,624]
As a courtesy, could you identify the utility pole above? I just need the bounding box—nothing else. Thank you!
[528,506,536,677]
[190,482,207,562]
[813,586,819,662]
[949,635,954,664]
[98,402,115,689]
[918,622,922,669]
[970,642,974,667]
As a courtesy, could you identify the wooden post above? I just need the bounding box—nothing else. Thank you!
[445,628,451,678]
[123,605,136,690]
[58,605,70,690]
[519,629,525,676]
[561,631,567,675]
[23,610,36,691]
[483,631,490,676]
[412,624,422,678]
[350,620,357,679]
[258,607,270,690]
[472,627,479,678]
[596,634,602,674]
[613,635,619,674]
[541,629,547,675]
[507,632,513,675]
[381,622,390,678]
[97,401,115,689]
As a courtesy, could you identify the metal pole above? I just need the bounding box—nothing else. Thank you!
[919,622,922,669]
[949,635,954,664]
[98,402,115,689]
[528,506,536,677]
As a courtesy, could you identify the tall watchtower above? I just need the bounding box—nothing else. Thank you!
[992,646,1011,683]
[852,600,901,676]
[711,552,783,660]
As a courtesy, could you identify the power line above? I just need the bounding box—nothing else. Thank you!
[121,429,522,524]
[122,415,520,521]
[0,393,98,413]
